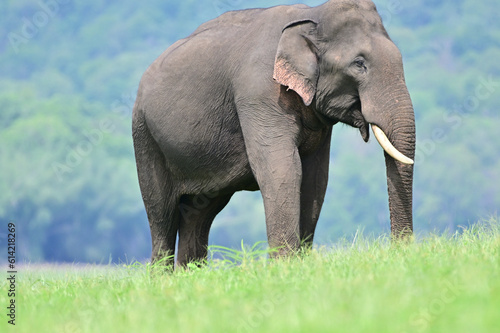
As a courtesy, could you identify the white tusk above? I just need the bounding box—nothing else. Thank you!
[371,124,414,165]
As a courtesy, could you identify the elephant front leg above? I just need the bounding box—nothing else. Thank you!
[261,156,302,256]
[248,146,303,257]
[299,128,332,249]
[237,104,303,257]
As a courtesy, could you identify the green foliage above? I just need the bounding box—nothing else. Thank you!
[2,220,499,332]
[209,240,272,267]
[1,0,499,262]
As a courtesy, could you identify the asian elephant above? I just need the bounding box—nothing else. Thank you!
[132,0,416,267]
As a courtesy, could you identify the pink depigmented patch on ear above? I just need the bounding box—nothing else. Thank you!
[273,58,315,106]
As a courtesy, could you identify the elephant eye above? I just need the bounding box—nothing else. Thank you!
[353,58,367,72]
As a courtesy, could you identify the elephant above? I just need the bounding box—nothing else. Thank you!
[132,0,416,267]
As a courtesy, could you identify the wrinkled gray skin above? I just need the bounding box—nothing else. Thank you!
[133,0,415,267]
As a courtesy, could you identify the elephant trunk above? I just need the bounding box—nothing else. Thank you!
[381,89,415,237]
[362,84,416,237]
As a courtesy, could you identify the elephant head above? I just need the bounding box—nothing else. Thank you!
[273,0,416,237]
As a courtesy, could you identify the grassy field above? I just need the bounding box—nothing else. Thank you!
[2,218,499,333]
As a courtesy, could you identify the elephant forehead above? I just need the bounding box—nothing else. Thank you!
[332,0,376,10]
[318,1,385,35]
[370,36,403,65]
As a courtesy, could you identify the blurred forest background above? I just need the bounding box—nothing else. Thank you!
[1,0,499,262]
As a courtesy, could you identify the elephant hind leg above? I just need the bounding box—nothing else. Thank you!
[177,193,233,267]
[133,108,179,267]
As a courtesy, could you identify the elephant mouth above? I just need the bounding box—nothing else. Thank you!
[348,99,370,142]
[334,99,414,165]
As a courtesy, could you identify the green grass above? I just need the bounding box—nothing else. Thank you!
[2,218,500,333]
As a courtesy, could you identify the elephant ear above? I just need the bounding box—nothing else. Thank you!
[273,20,319,106]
